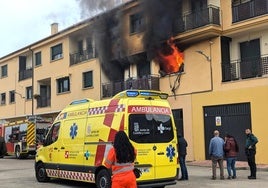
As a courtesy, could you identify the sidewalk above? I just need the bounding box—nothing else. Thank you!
[187,160,268,171]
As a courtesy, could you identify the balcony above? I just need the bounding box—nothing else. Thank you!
[222,55,268,82]
[232,0,268,23]
[176,5,220,33]
[18,69,32,81]
[36,95,51,108]
[102,75,160,98]
[69,49,96,66]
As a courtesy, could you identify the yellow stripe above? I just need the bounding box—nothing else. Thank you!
[27,123,35,145]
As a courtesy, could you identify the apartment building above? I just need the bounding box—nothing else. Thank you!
[0,0,268,163]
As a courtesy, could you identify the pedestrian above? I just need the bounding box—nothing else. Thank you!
[104,131,137,188]
[209,130,225,180]
[0,135,7,158]
[245,128,258,179]
[224,134,239,179]
[178,134,188,180]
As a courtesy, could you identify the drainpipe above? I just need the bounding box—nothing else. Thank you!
[29,47,34,116]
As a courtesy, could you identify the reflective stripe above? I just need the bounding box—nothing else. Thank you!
[105,159,113,165]
[113,165,134,175]
[114,162,133,166]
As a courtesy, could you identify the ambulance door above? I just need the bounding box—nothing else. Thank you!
[41,122,61,176]
[128,103,177,180]
[57,117,87,174]
[150,113,177,179]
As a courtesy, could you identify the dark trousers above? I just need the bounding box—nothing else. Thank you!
[179,155,188,179]
[247,149,256,177]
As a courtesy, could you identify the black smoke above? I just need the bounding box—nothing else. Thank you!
[138,0,182,60]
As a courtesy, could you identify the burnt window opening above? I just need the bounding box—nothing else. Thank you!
[130,12,145,34]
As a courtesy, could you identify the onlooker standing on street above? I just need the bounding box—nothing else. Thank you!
[245,129,258,179]
[178,134,188,180]
[209,130,225,180]
[224,134,239,179]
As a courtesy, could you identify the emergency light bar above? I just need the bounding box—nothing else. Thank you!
[70,99,90,105]
[124,90,168,99]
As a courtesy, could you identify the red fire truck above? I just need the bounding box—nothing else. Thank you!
[0,118,51,159]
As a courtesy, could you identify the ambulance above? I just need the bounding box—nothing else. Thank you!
[35,90,178,188]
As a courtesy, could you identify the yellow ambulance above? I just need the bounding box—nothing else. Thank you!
[35,90,178,188]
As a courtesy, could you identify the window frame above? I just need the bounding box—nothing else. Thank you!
[1,64,8,78]
[130,12,145,34]
[26,86,32,100]
[57,77,70,94]
[1,93,6,105]
[83,71,93,89]
[51,43,63,61]
[9,90,15,103]
[35,51,42,66]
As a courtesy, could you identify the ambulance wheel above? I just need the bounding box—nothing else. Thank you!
[96,169,111,188]
[35,162,50,182]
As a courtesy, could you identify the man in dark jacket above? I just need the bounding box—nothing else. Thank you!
[245,129,258,179]
[178,134,188,180]
[0,136,7,158]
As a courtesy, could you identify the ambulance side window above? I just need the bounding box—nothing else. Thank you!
[44,122,60,146]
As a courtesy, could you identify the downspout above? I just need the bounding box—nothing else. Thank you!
[29,47,34,116]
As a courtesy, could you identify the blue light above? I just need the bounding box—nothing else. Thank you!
[126,91,139,97]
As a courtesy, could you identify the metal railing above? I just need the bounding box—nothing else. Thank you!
[102,75,160,98]
[36,96,51,108]
[222,55,268,82]
[232,0,268,23]
[176,5,220,33]
[18,69,32,81]
[69,49,96,66]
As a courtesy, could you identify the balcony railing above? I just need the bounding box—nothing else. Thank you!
[102,75,160,98]
[36,96,51,108]
[70,49,96,66]
[18,68,32,81]
[176,5,220,33]
[232,0,268,23]
[222,55,268,82]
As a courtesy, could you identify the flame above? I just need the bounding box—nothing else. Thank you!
[156,38,184,75]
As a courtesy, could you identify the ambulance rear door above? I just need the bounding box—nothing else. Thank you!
[128,99,177,181]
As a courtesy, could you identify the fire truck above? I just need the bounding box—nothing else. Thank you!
[0,117,51,159]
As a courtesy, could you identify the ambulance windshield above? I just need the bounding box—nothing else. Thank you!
[129,114,174,143]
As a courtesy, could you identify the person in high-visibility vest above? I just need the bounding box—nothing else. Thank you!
[104,131,137,188]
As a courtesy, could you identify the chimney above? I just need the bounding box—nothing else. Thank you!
[51,23,58,35]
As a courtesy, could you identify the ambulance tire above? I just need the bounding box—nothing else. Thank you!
[35,162,50,182]
[96,169,111,188]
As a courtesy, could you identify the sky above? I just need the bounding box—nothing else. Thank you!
[0,0,129,58]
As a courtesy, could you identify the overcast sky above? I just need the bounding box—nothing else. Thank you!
[0,0,130,58]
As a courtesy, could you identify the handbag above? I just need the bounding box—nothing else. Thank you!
[133,167,142,178]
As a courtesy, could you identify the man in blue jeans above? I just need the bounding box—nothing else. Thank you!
[209,130,225,180]
[178,134,188,180]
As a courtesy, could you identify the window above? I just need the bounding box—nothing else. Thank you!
[51,44,63,61]
[26,86,32,99]
[129,114,174,143]
[57,77,70,93]
[130,12,145,34]
[1,93,6,105]
[44,122,60,146]
[1,65,8,78]
[35,52,42,66]
[83,71,93,88]
[9,90,15,103]
[78,40,83,55]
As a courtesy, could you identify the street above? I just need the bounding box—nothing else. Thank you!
[1,156,268,188]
